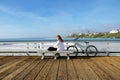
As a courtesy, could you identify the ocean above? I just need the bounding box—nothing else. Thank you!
[0,38,120,42]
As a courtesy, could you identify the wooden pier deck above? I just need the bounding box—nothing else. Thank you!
[0,56,120,80]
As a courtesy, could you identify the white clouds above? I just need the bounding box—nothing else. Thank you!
[0,5,47,21]
[0,5,19,16]
[18,11,48,21]
[44,11,75,27]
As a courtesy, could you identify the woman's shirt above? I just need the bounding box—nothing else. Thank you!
[54,41,65,51]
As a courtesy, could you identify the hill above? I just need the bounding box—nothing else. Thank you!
[67,32,120,38]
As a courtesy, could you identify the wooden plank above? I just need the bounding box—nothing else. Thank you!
[100,57,120,76]
[0,57,28,79]
[73,59,88,80]
[35,59,54,80]
[0,56,3,58]
[86,57,113,80]
[0,56,119,80]
[2,57,37,80]
[57,59,67,80]
[91,57,120,80]
[111,57,120,63]
[0,56,6,59]
[45,60,60,80]
[103,57,120,70]
[24,59,48,80]
[116,56,120,60]
[0,57,18,66]
[67,60,78,80]
[13,57,41,80]
[0,57,16,67]
[0,57,25,73]
[74,57,99,80]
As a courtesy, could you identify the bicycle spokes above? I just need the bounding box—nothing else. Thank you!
[86,45,98,56]
[67,46,78,56]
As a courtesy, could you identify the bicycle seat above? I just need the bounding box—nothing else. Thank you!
[84,41,89,44]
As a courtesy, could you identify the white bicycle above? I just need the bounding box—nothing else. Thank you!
[67,38,98,56]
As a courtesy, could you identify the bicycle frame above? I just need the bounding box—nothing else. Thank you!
[73,39,90,52]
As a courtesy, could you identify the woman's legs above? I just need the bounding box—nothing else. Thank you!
[48,47,57,51]
[48,47,61,59]
[47,47,61,59]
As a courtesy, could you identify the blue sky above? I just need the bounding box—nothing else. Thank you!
[0,0,120,38]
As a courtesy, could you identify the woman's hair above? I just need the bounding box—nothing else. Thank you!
[57,35,63,42]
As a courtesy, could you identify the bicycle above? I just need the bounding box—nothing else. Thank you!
[67,38,98,56]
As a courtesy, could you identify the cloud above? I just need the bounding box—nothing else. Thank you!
[0,5,47,21]
[0,5,19,16]
[18,12,48,21]
[44,11,75,27]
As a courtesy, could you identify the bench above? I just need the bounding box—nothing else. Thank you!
[37,50,74,60]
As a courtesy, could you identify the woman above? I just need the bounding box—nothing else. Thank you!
[48,35,65,51]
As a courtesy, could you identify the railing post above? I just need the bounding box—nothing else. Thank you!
[27,43,29,50]
[106,42,110,56]
[38,43,41,49]
[34,43,37,49]
[106,51,110,56]
[26,43,30,56]
[39,43,42,49]
[40,42,44,49]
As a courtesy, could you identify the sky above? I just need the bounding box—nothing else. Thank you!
[0,0,120,38]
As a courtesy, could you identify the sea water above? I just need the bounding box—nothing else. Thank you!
[0,38,120,42]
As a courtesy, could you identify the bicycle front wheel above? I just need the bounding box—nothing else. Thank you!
[86,45,98,56]
[67,46,78,56]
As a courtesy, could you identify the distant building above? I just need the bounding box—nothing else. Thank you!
[109,29,119,34]
[78,33,82,35]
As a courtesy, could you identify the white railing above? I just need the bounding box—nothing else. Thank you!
[0,41,120,56]
[0,41,73,51]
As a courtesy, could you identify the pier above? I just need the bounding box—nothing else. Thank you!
[0,56,120,80]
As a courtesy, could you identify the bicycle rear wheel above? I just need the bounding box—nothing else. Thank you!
[67,46,78,56]
[86,45,98,56]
